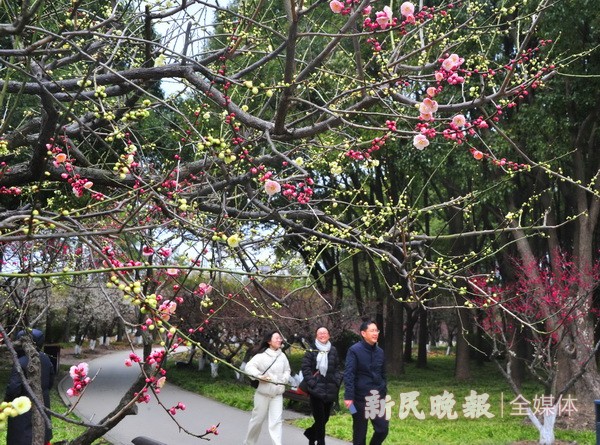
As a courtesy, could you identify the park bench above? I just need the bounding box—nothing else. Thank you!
[283,388,310,407]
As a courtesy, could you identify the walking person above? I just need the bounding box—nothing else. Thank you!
[343,320,388,445]
[301,326,343,445]
[243,330,291,445]
[5,329,55,445]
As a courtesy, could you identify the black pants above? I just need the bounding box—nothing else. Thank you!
[304,395,334,445]
[351,400,389,445]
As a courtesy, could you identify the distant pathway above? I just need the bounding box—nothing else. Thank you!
[59,350,351,445]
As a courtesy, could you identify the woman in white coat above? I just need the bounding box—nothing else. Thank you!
[243,330,291,445]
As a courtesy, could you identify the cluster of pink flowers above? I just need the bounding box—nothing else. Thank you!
[435,53,465,85]
[158,300,177,321]
[0,186,22,196]
[168,402,186,416]
[195,282,213,297]
[412,53,469,150]
[125,352,142,367]
[362,1,416,32]
[66,363,90,397]
[441,114,468,144]
[48,140,100,199]
[206,425,219,436]
[281,178,314,204]
[418,97,438,121]
[101,249,143,272]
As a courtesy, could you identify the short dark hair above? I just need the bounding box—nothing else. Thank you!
[314,326,329,335]
[359,319,375,332]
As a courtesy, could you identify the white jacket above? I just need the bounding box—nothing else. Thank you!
[246,348,291,397]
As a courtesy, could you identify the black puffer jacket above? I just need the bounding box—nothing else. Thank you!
[301,343,343,403]
[5,351,55,445]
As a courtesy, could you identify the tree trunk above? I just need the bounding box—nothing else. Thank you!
[454,304,472,381]
[23,340,45,445]
[403,305,416,363]
[417,305,428,368]
[385,293,405,376]
[507,327,528,390]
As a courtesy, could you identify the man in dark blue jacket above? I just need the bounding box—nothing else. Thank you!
[344,320,388,445]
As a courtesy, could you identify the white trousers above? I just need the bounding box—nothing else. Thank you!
[243,392,283,445]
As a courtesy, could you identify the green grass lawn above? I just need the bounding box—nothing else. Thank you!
[165,349,595,445]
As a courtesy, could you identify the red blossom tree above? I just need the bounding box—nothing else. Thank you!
[469,250,600,444]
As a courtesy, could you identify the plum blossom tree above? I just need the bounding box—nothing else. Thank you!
[0,0,586,442]
[469,251,600,444]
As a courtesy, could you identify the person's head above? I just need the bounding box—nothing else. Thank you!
[314,326,330,345]
[16,328,45,349]
[359,320,379,346]
[256,330,284,353]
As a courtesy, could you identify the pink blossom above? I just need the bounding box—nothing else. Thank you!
[472,149,484,160]
[55,153,67,163]
[452,114,467,127]
[435,71,444,82]
[156,376,166,388]
[83,181,94,189]
[419,112,433,122]
[362,5,372,15]
[67,363,90,397]
[329,0,343,13]
[413,134,430,150]
[197,282,213,296]
[264,179,281,196]
[442,53,464,71]
[426,87,437,97]
[142,246,155,256]
[400,2,415,17]
[375,6,393,29]
[166,268,179,276]
[69,362,89,379]
[158,300,177,321]
[158,247,172,257]
[419,97,438,115]
[206,425,219,435]
[198,283,212,295]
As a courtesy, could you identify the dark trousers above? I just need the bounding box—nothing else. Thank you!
[351,400,389,445]
[304,395,334,445]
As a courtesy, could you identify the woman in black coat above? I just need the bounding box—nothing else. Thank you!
[301,327,343,445]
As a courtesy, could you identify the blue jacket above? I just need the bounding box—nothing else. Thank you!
[344,340,386,403]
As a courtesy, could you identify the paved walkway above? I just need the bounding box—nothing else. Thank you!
[58,349,351,445]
